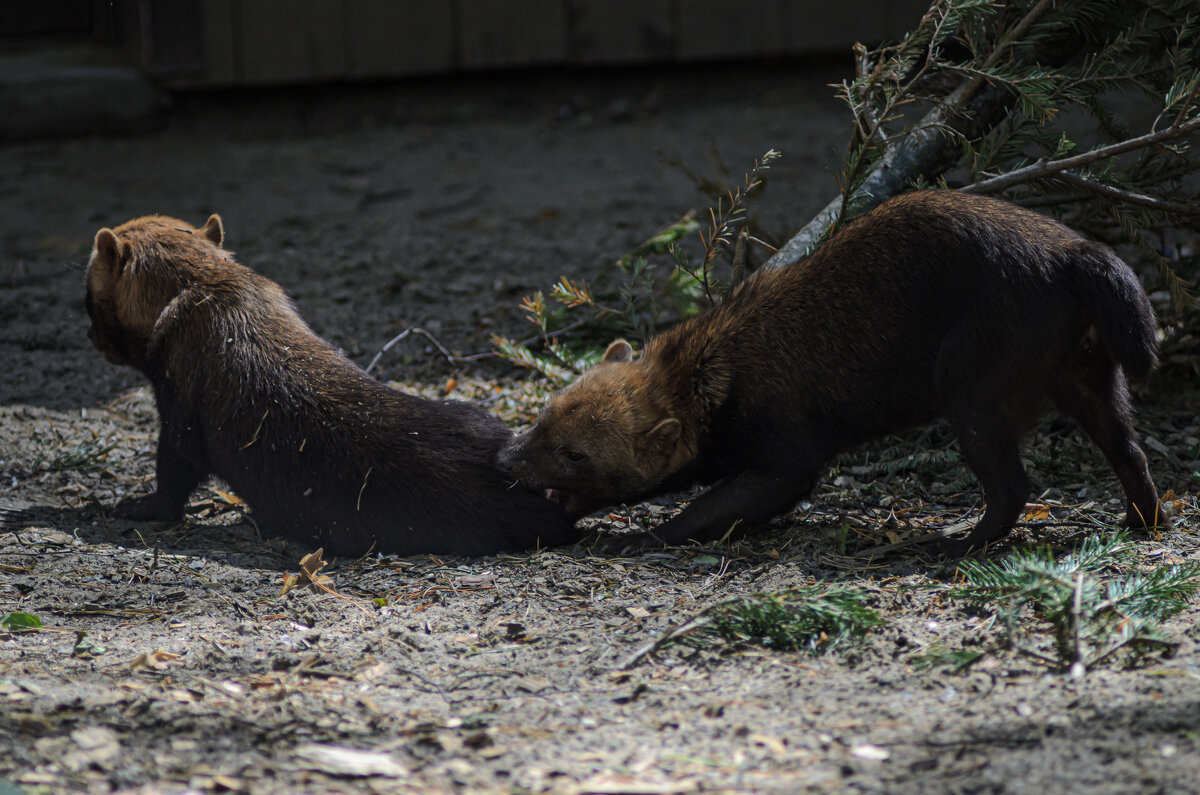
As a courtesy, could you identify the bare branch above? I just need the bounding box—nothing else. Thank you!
[961,116,1200,196]
[763,74,1020,270]
[1051,170,1200,216]
[618,615,711,670]
[365,326,458,375]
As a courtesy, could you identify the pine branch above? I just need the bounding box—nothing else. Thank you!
[1051,171,1199,216]
[951,534,1200,674]
[618,586,882,669]
[961,115,1200,196]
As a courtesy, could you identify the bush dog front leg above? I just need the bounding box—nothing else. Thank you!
[114,416,206,521]
[654,467,819,545]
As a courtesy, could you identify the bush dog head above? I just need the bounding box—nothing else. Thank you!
[86,215,225,369]
[499,339,694,514]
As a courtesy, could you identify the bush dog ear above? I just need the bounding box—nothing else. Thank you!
[90,229,127,290]
[94,228,122,264]
[644,418,681,456]
[602,339,634,364]
[200,214,224,246]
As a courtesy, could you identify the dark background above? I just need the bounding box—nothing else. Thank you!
[1,0,928,88]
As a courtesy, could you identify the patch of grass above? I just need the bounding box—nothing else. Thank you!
[620,584,884,669]
[48,438,117,472]
[699,586,884,653]
[949,532,1200,675]
[1,612,42,631]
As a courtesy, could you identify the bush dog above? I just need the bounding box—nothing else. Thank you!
[85,214,577,556]
[498,191,1166,554]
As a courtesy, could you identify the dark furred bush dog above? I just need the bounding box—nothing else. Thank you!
[498,191,1166,554]
[85,214,577,556]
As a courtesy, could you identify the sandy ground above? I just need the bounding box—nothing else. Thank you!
[2,64,1200,794]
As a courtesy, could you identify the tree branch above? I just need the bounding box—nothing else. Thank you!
[760,3,1174,273]
[1051,170,1200,216]
[763,4,1080,273]
[961,116,1200,197]
[762,75,1021,271]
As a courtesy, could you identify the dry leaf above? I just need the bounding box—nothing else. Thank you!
[130,649,182,671]
[516,674,552,693]
[851,743,890,761]
[213,489,244,505]
[282,549,334,596]
[299,548,327,582]
[279,573,300,596]
[452,572,497,588]
[69,726,121,767]
[748,732,787,756]
[1023,504,1051,521]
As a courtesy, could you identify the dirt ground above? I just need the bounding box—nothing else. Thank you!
[2,64,1200,794]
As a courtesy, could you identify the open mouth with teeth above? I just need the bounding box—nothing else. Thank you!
[544,488,599,519]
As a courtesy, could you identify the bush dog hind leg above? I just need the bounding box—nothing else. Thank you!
[1051,365,1162,529]
[934,323,1041,554]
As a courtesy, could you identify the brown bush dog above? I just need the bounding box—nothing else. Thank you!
[85,214,578,556]
[498,191,1167,554]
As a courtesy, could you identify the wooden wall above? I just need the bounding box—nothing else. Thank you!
[127,0,931,87]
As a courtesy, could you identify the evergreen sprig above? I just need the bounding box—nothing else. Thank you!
[854,446,962,478]
[670,149,781,305]
[490,333,576,386]
[492,151,778,377]
[698,586,884,653]
[620,584,884,668]
[950,532,1200,674]
[48,437,118,472]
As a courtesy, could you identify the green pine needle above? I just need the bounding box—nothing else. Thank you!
[48,438,118,472]
[688,586,884,654]
[950,531,1200,672]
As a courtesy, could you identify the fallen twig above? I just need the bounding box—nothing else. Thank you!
[365,326,459,374]
[618,615,711,671]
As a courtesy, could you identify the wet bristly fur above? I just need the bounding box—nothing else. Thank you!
[498,191,1165,554]
[85,214,577,556]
